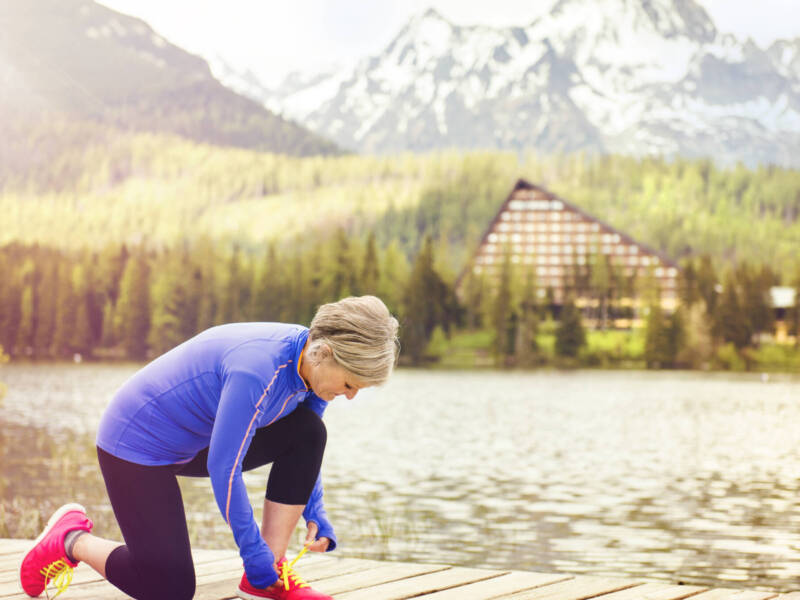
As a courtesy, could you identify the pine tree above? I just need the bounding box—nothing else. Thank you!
[590,251,611,329]
[330,228,356,299]
[116,252,151,359]
[15,258,37,356]
[677,301,714,368]
[378,240,409,315]
[71,264,93,356]
[713,269,751,349]
[250,243,284,323]
[51,261,77,357]
[361,232,380,295]
[644,304,684,368]
[555,298,586,358]
[148,252,193,355]
[491,250,515,360]
[33,256,58,357]
[515,268,539,366]
[402,236,459,364]
[0,251,22,354]
[461,268,487,330]
[695,255,718,314]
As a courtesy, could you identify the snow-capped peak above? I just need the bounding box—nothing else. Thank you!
[229,0,800,166]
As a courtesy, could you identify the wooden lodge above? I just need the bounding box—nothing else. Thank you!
[462,179,680,328]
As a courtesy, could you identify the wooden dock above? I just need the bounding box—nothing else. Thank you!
[2,538,798,600]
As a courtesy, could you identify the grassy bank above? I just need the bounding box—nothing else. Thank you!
[430,328,800,372]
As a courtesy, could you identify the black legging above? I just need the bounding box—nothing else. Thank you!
[97,403,327,600]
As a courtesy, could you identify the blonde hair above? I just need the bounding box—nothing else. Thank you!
[308,296,400,385]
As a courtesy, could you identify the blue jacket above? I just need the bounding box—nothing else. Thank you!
[96,322,335,587]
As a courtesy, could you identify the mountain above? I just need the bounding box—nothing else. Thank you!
[234,1,800,166]
[0,0,338,156]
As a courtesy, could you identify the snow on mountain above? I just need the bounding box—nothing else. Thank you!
[228,0,800,165]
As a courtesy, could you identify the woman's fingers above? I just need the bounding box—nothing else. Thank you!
[304,522,330,552]
[306,537,330,552]
[304,521,319,545]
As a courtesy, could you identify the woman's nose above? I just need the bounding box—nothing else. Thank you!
[345,388,358,400]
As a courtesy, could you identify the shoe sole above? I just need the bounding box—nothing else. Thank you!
[237,588,275,600]
[20,503,88,591]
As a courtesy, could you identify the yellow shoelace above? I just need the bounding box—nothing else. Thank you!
[281,545,310,591]
[40,559,74,600]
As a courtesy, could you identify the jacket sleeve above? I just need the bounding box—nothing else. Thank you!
[301,394,337,551]
[207,369,290,588]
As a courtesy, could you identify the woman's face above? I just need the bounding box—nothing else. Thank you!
[306,355,365,402]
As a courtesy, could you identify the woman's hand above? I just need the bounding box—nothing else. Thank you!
[304,521,330,552]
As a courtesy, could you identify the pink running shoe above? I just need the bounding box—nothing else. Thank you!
[19,503,93,598]
[237,557,333,600]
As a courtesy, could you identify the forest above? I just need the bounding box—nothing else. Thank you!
[1,132,799,370]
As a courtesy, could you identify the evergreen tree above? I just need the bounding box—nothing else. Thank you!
[16,284,34,356]
[555,298,586,358]
[15,258,36,356]
[590,251,611,329]
[695,255,718,314]
[216,246,250,324]
[51,261,77,357]
[250,244,281,322]
[491,250,515,360]
[148,252,194,355]
[402,236,459,364]
[643,304,683,368]
[71,264,93,356]
[378,240,409,316]
[330,228,357,299]
[361,232,380,295]
[0,252,22,354]
[515,268,539,367]
[737,262,775,342]
[677,301,714,368]
[713,269,751,349]
[116,251,151,359]
[461,268,487,330]
[193,236,220,331]
[33,256,58,356]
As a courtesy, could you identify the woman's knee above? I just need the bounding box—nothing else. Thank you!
[298,406,327,451]
[135,558,195,600]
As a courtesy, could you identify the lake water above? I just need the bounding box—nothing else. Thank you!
[2,364,800,592]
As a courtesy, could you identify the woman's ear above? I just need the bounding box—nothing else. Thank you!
[317,343,332,361]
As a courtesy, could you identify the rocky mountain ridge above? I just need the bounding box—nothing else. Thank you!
[215,0,800,165]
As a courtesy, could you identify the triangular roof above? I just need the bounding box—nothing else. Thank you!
[458,178,680,288]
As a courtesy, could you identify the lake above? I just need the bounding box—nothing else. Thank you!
[2,364,800,592]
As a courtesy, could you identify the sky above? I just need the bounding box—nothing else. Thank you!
[98,0,800,87]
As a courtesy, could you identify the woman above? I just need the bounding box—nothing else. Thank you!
[20,295,400,600]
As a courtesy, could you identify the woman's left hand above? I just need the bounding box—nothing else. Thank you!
[304,521,330,552]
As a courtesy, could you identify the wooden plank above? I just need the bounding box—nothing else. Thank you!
[0,542,30,558]
[194,574,244,600]
[776,594,800,599]
[312,561,450,596]
[504,576,642,600]
[296,557,387,582]
[687,590,779,600]
[334,566,505,600]
[595,582,709,600]
[0,559,21,574]
[0,547,241,587]
[192,557,384,600]
[418,571,574,600]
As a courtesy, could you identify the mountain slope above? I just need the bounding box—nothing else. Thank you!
[0,0,338,156]
[241,0,800,165]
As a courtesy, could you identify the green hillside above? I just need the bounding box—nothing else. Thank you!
[2,133,800,279]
